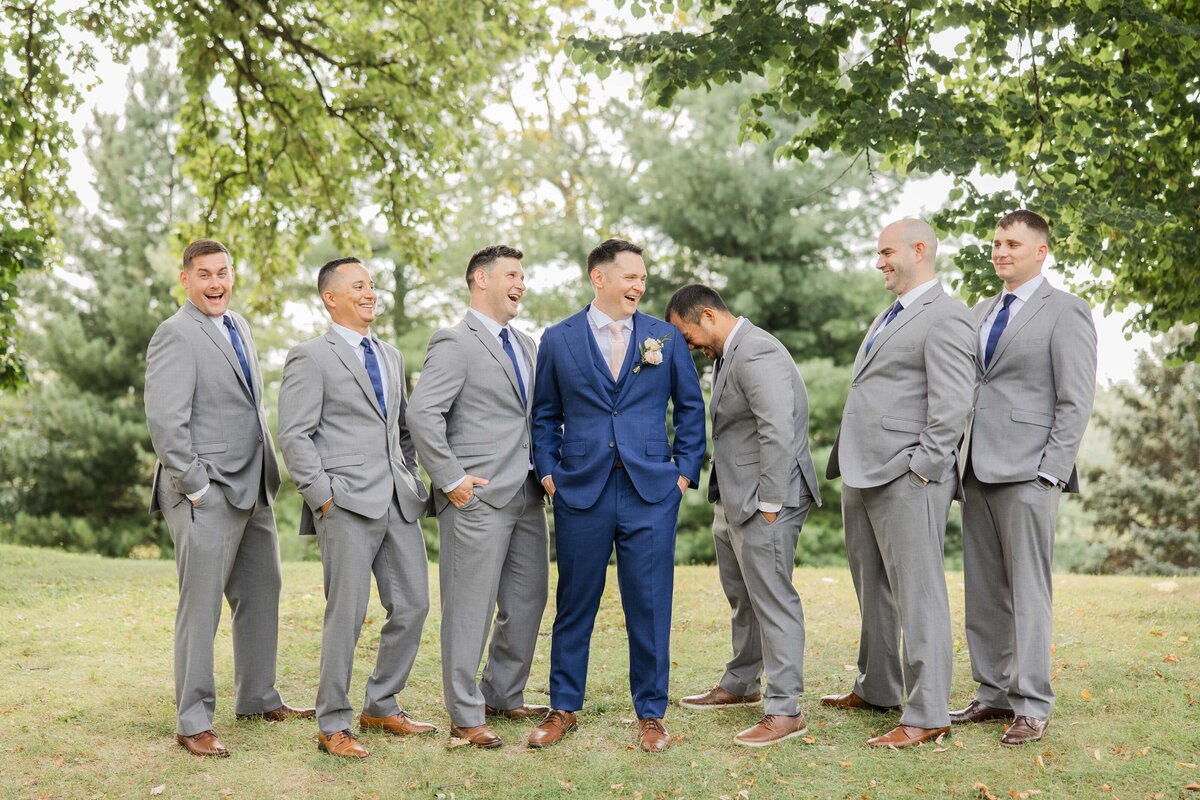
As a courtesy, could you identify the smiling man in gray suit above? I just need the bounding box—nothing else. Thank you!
[278,257,434,760]
[666,284,821,748]
[145,238,314,758]
[951,210,1097,746]
[408,245,549,749]
[823,219,976,748]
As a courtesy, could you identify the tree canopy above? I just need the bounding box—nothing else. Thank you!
[0,0,551,388]
[576,0,1200,357]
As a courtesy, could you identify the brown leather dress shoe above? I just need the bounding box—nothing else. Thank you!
[528,709,578,749]
[680,685,762,710]
[950,699,1015,725]
[485,704,550,721]
[867,724,949,748]
[318,729,369,759]
[359,711,437,736]
[236,703,316,721]
[176,730,230,757]
[820,691,902,712]
[1000,715,1048,746]
[450,724,503,749]
[733,713,808,747]
[638,717,671,753]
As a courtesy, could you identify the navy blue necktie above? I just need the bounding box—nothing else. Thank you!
[864,301,902,356]
[984,294,1018,368]
[360,338,388,417]
[499,328,528,406]
[222,316,254,400]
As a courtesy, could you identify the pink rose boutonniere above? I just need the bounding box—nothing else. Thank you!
[632,335,671,374]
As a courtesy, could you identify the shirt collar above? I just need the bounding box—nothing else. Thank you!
[468,307,506,339]
[588,303,633,332]
[721,317,747,358]
[896,278,941,309]
[331,322,371,349]
[1004,273,1045,303]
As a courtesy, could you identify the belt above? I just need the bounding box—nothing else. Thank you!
[613,459,625,469]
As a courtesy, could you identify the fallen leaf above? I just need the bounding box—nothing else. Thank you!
[1138,747,1151,756]
[1185,782,1200,791]
[839,761,852,768]
[973,783,999,800]
[1149,629,1165,636]
[446,737,471,749]
[1164,654,1181,664]
[935,732,946,745]
[843,664,857,671]
[611,785,623,791]
[1179,762,1199,769]
[802,736,816,744]
[634,792,643,800]
[932,747,948,753]
[954,740,965,748]
[1181,635,1190,644]
[1036,755,1045,768]
[1094,749,1102,760]
[1080,689,1093,701]
[150,787,165,797]
[1100,785,1112,792]
[735,792,749,800]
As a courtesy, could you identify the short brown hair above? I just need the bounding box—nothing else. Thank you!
[465,245,524,290]
[587,238,643,271]
[997,209,1050,243]
[182,238,231,271]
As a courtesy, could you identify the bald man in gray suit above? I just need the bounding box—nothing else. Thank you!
[145,238,313,758]
[408,245,549,750]
[278,257,434,760]
[951,210,1097,746]
[823,219,975,748]
[666,284,821,748]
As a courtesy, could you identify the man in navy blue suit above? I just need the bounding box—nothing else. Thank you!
[528,239,706,753]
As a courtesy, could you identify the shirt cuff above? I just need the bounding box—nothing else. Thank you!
[758,501,782,513]
[442,476,466,494]
[1037,471,1060,486]
[186,484,210,503]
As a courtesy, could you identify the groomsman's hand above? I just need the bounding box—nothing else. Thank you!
[542,475,556,498]
[447,474,490,508]
[677,475,689,495]
[761,511,777,523]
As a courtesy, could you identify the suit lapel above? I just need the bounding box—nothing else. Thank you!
[326,331,386,420]
[984,283,1053,373]
[464,313,525,407]
[565,306,616,389]
[711,321,751,420]
[853,286,941,377]
[184,302,253,401]
[515,327,537,408]
[376,336,400,427]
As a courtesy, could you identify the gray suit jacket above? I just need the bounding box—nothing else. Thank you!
[145,301,280,512]
[708,321,822,525]
[967,282,1097,492]
[407,313,541,514]
[277,330,428,534]
[827,284,976,490]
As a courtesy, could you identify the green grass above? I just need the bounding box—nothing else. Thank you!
[0,543,1197,800]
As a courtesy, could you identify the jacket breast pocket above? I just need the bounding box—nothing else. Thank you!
[450,441,498,457]
[881,416,925,434]
[1011,408,1053,427]
[193,441,228,455]
[323,452,366,470]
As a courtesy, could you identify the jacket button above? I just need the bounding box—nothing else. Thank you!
[613,411,619,416]
[851,382,860,388]
[609,442,615,448]
[257,435,263,442]
[521,442,528,448]
[982,378,989,385]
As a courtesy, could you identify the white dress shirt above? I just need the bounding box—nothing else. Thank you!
[587,303,634,367]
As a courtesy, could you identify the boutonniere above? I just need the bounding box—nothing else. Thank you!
[632,335,670,374]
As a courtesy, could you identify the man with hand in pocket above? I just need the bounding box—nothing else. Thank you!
[822,219,975,748]
[408,245,549,749]
[278,257,433,759]
[666,284,822,747]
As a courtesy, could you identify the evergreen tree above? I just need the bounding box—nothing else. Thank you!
[0,51,184,556]
[1085,329,1200,574]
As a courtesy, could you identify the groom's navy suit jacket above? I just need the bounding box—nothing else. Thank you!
[532,306,706,510]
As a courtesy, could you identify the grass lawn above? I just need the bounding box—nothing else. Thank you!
[0,542,1197,799]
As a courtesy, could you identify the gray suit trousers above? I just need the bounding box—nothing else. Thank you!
[713,501,810,716]
[315,499,430,734]
[962,473,1060,719]
[843,473,955,728]
[438,473,549,727]
[160,483,283,735]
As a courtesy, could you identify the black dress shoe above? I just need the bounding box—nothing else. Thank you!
[949,699,1015,724]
